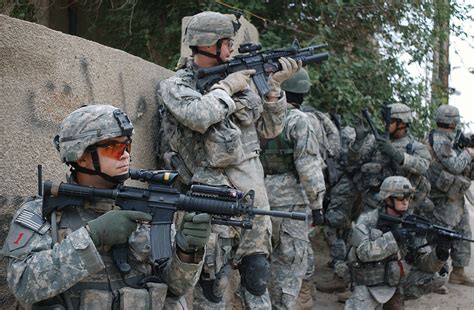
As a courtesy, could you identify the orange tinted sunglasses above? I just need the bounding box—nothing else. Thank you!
[94,139,132,160]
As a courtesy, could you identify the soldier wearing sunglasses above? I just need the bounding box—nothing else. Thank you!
[2,104,211,309]
[344,176,449,310]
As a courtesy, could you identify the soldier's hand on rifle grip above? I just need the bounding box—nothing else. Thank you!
[176,213,211,253]
[267,57,302,97]
[377,137,404,164]
[86,210,152,247]
[210,69,256,96]
[311,209,325,226]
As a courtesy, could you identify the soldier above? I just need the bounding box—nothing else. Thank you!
[312,126,358,295]
[260,68,326,309]
[345,176,449,310]
[159,11,300,309]
[354,103,432,214]
[2,104,211,309]
[427,104,474,286]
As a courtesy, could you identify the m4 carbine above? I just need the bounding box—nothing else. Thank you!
[196,41,329,96]
[42,168,307,273]
[379,213,474,243]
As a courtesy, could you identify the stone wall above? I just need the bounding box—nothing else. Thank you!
[0,14,173,307]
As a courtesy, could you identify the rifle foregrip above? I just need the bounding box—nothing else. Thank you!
[150,224,172,262]
[299,52,329,65]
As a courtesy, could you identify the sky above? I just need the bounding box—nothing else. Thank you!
[449,11,474,132]
[404,3,473,132]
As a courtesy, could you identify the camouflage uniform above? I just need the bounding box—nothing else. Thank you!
[427,105,472,270]
[2,105,203,310]
[354,104,432,213]
[262,103,325,309]
[159,12,289,309]
[345,177,448,309]
[3,195,202,310]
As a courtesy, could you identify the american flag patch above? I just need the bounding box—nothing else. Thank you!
[15,209,48,233]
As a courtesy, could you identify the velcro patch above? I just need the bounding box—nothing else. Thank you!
[15,209,50,234]
[5,225,34,252]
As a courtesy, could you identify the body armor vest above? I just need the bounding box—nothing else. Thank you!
[260,131,296,176]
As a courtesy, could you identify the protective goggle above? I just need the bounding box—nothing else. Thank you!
[393,194,413,201]
[91,138,132,160]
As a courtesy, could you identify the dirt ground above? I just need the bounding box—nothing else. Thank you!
[304,202,474,310]
[1,198,474,309]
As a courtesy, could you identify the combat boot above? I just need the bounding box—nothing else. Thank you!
[433,285,449,294]
[336,290,352,303]
[449,267,474,286]
[383,291,404,310]
[294,280,314,310]
[315,275,348,293]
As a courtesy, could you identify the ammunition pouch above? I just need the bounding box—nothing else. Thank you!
[430,162,471,198]
[260,131,296,176]
[361,162,384,188]
[204,118,245,167]
[351,259,402,287]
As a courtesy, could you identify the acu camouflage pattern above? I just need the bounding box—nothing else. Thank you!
[160,57,287,308]
[428,128,472,267]
[263,105,325,309]
[388,103,413,124]
[435,104,461,126]
[3,191,203,309]
[56,104,133,163]
[345,208,447,309]
[354,132,432,211]
[264,105,326,209]
[185,11,236,46]
[378,176,414,200]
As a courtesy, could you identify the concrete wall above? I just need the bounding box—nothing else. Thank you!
[0,14,173,307]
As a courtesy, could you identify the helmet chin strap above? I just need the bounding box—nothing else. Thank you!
[194,40,224,64]
[386,198,407,216]
[71,150,129,185]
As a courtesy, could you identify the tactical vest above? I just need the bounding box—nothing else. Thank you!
[260,131,296,176]
[49,202,168,310]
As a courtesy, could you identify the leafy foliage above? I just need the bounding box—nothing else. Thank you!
[7,0,473,137]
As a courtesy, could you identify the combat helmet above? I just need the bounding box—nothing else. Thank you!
[281,68,312,94]
[185,11,238,47]
[387,103,413,124]
[379,176,414,200]
[435,104,460,127]
[54,104,133,163]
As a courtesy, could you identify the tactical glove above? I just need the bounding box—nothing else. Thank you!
[87,210,152,247]
[311,209,325,226]
[176,213,211,253]
[377,137,404,164]
[435,236,452,261]
[210,69,256,96]
[267,57,302,97]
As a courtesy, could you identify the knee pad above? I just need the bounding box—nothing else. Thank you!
[199,264,232,303]
[239,254,270,296]
[329,239,347,261]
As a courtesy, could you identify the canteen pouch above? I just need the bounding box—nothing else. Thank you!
[204,118,245,167]
[385,260,402,287]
